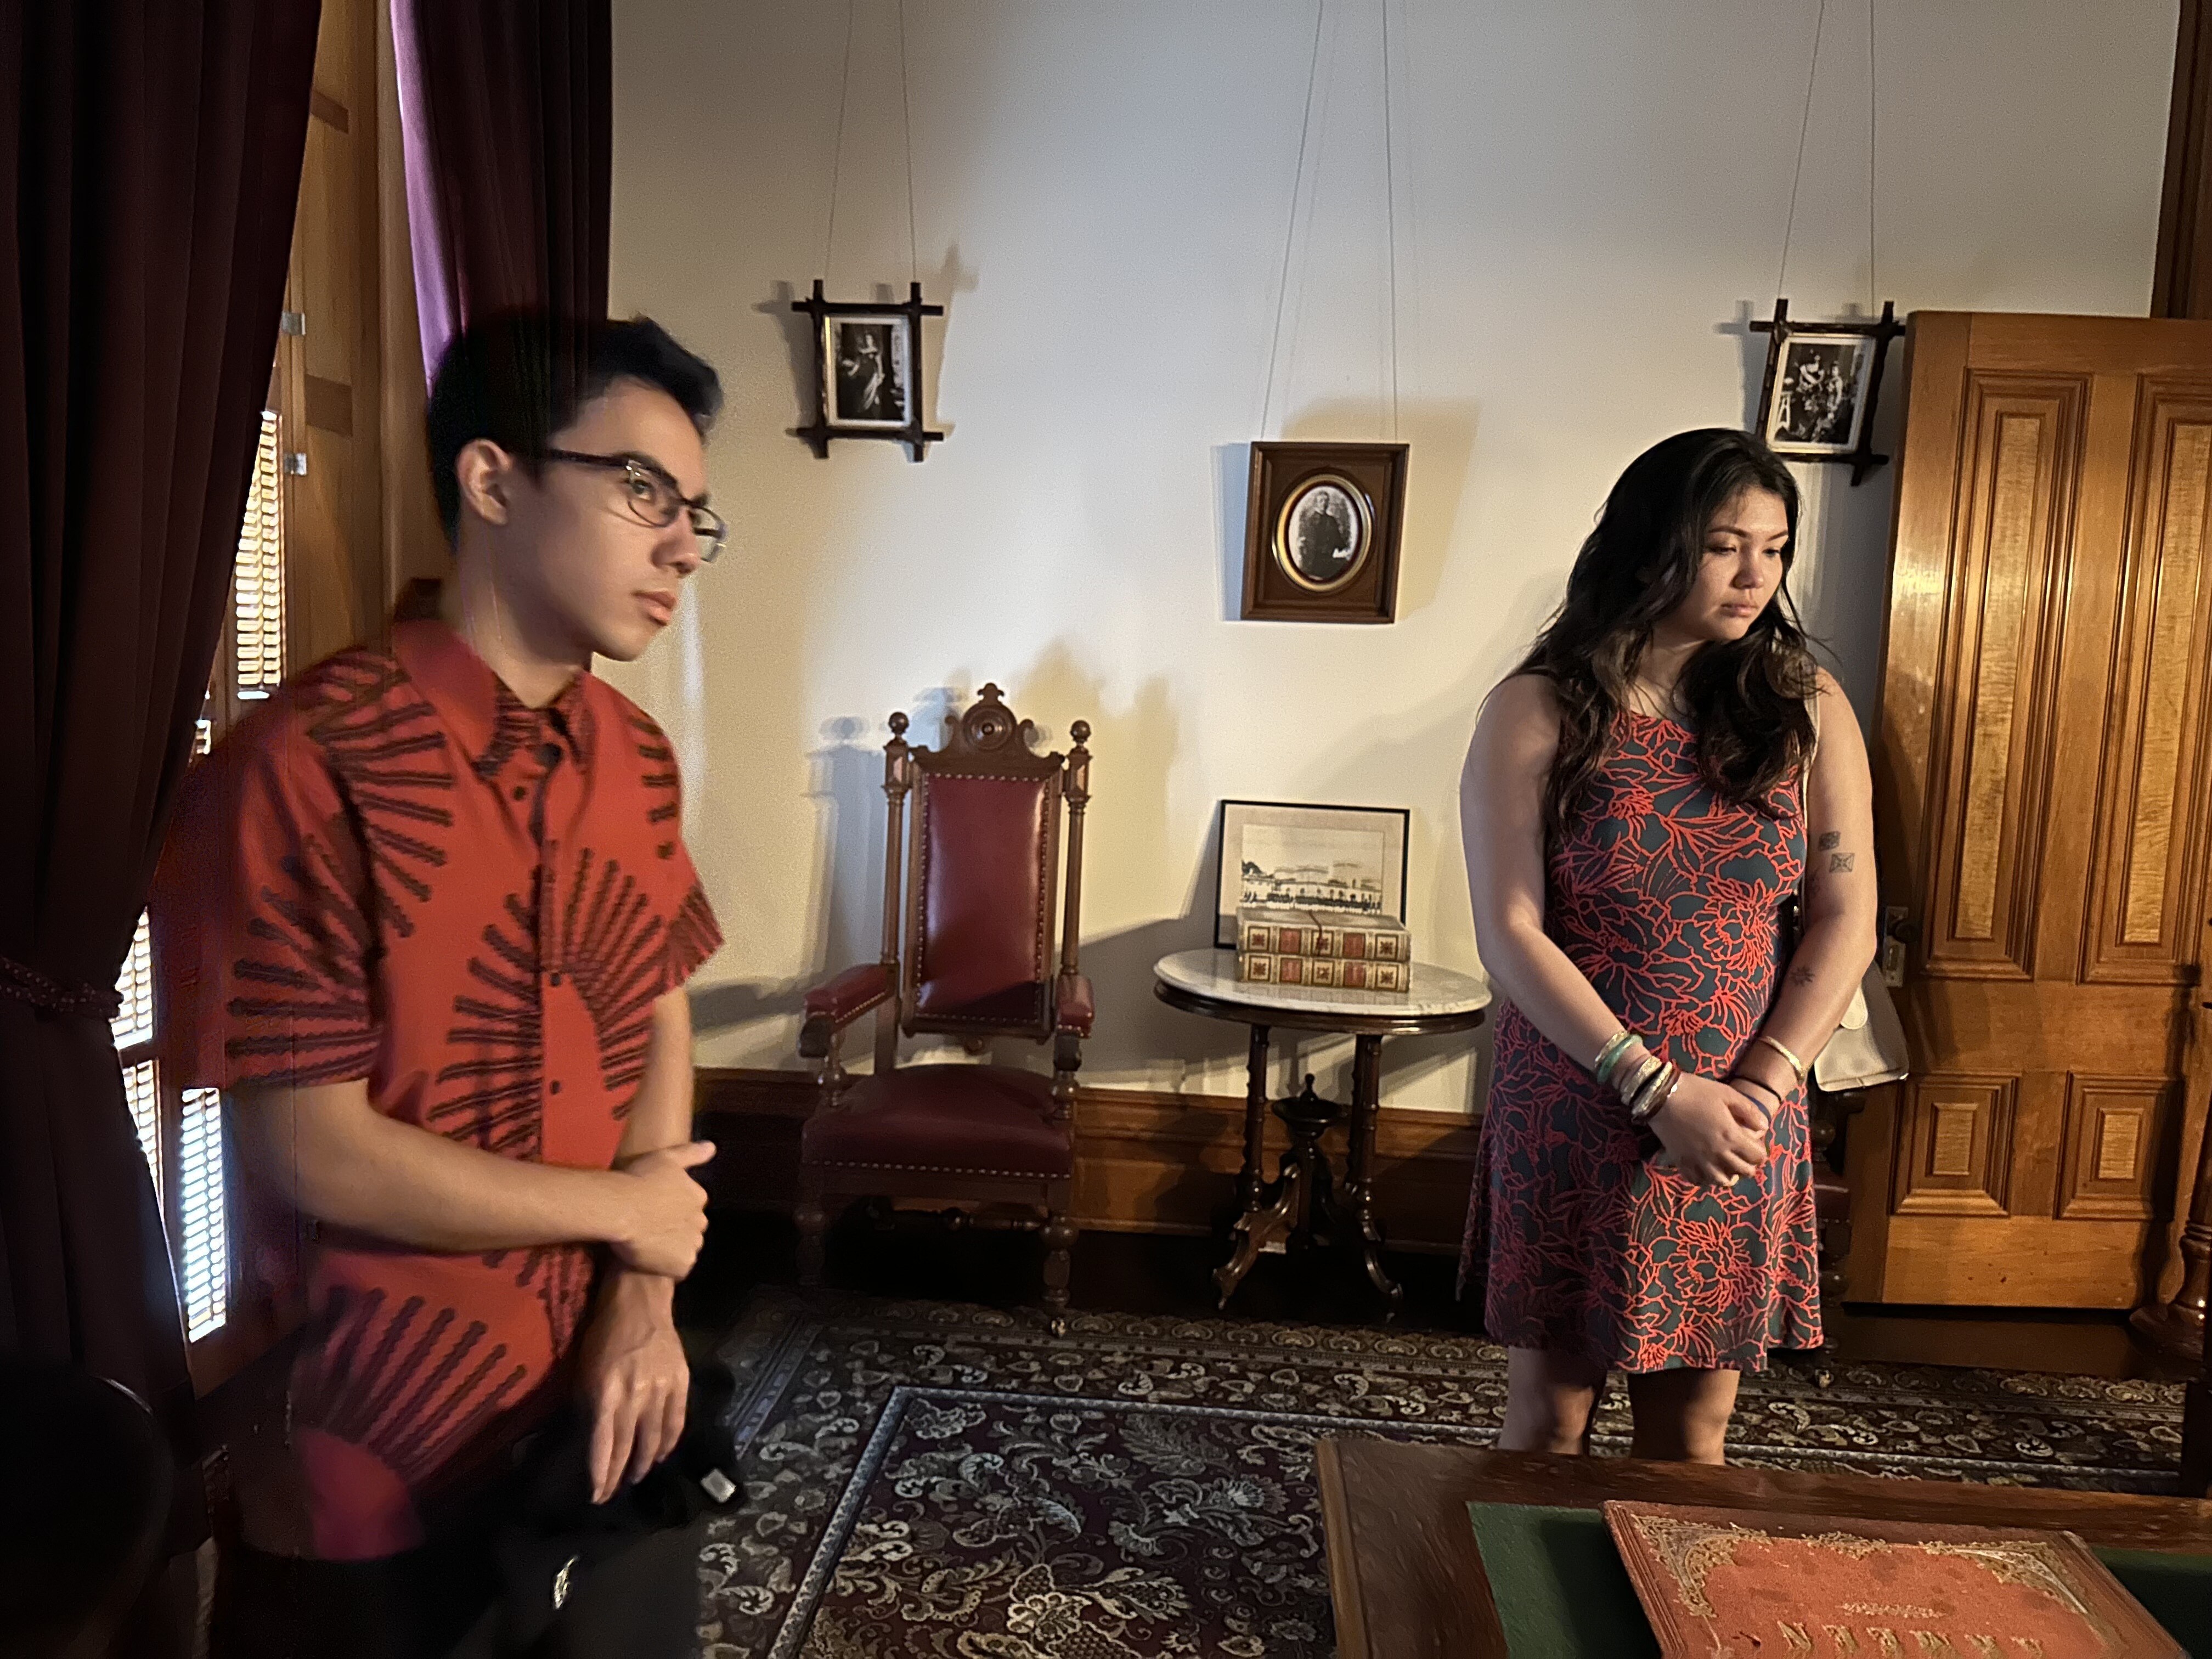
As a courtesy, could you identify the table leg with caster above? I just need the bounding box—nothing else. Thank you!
[1239,1022,1270,1210]
[1216,1160,1304,1307]
[1346,1034,1403,1314]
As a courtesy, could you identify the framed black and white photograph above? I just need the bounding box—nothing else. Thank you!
[827,315,912,427]
[1762,334,1874,454]
[791,279,946,460]
[1748,298,1905,484]
[1277,472,1372,592]
[1240,441,1409,623]
[1213,799,1410,947]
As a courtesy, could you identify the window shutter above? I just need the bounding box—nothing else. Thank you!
[112,911,154,1051]
[234,409,286,699]
[122,1060,163,1213]
[176,1087,229,1340]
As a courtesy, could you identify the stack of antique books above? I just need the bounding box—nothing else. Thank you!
[1234,906,1411,992]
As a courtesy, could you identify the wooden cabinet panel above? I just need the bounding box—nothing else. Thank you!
[2085,387,2212,983]
[1894,1076,2013,1217]
[1927,377,2085,979]
[2057,1076,2175,1222]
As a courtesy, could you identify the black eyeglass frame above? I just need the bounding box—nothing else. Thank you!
[537,447,727,563]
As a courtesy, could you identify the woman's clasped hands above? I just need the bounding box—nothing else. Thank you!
[1649,1073,1773,1187]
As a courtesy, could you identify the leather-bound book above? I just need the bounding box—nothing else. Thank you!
[1604,1501,2182,1658]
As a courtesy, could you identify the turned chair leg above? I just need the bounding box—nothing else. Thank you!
[797,1181,829,1289]
[1041,1210,1076,1335]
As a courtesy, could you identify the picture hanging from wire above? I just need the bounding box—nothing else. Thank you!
[793,281,943,460]
[1750,298,1903,484]
[1750,0,1900,484]
[1244,1,1410,619]
[792,0,945,460]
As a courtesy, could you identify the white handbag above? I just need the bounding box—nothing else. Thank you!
[1812,964,1910,1092]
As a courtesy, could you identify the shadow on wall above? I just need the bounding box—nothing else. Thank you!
[701,648,1494,1118]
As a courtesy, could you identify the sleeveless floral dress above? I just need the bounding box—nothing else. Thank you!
[1459,708,1822,1372]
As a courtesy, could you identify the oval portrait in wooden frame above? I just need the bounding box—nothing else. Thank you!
[1273,472,1373,595]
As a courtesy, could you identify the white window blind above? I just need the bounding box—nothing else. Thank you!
[122,1060,162,1211]
[234,409,285,698]
[112,911,154,1051]
[115,916,230,1343]
[177,1087,229,1340]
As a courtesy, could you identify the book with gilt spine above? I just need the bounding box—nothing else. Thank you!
[1235,905,1409,963]
[1237,952,1408,993]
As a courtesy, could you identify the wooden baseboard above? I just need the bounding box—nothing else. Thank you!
[695,1067,1480,1254]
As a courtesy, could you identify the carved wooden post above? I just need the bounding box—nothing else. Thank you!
[1052,721,1091,1124]
[2132,1091,2211,1367]
[875,712,911,1077]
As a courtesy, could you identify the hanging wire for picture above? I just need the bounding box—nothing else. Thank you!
[1751,0,1900,485]
[899,0,919,287]
[800,0,943,460]
[1258,0,1404,444]
[1381,0,1400,442]
[1774,0,1828,301]
[822,0,858,282]
[1260,4,1328,441]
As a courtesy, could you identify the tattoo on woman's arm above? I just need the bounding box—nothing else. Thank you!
[1817,832,1841,850]
[1829,853,1855,873]
[1790,967,1816,985]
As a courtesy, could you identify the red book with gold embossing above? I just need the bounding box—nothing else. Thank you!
[1603,1502,2182,1658]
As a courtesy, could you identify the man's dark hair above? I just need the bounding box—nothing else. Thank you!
[424,312,723,537]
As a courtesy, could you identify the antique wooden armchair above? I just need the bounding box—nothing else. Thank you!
[795,685,1093,1326]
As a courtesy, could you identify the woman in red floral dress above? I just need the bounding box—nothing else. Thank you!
[1458,428,1879,1464]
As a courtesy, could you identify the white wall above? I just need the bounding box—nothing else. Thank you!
[609,0,2175,1112]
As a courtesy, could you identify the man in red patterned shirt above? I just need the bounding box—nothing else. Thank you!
[156,313,730,1656]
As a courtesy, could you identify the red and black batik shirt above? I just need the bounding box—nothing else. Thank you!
[154,617,721,1560]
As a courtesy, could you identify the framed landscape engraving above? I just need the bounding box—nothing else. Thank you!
[1213,799,1410,949]
[1240,441,1409,623]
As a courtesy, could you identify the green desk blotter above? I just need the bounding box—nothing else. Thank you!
[1466,1503,2212,1657]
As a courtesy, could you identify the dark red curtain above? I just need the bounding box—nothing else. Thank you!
[0,0,321,1581]
[392,0,611,380]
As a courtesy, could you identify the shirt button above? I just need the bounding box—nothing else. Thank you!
[535,742,562,768]
[548,1080,562,1096]
[549,972,563,987]
[512,785,527,801]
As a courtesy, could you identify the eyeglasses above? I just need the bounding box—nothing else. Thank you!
[538,448,728,564]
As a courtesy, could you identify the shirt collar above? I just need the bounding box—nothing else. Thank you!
[391,618,597,781]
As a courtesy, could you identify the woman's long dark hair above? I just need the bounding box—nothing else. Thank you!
[1521,428,1818,842]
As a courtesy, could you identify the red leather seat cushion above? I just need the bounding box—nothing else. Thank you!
[802,1064,1073,1178]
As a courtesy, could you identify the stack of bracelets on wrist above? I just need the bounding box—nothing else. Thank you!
[1594,1031,1678,1126]
[1626,1057,1679,1125]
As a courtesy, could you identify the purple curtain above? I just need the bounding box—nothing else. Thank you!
[391,0,611,381]
[0,0,321,1591]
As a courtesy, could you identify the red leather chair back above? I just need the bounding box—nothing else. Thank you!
[900,693,1067,1040]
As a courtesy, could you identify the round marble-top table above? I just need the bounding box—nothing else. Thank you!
[1152,948,1490,1312]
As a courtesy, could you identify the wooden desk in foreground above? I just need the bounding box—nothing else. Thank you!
[1314,1438,2212,1658]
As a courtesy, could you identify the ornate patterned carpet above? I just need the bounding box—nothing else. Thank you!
[695,1291,2189,1658]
